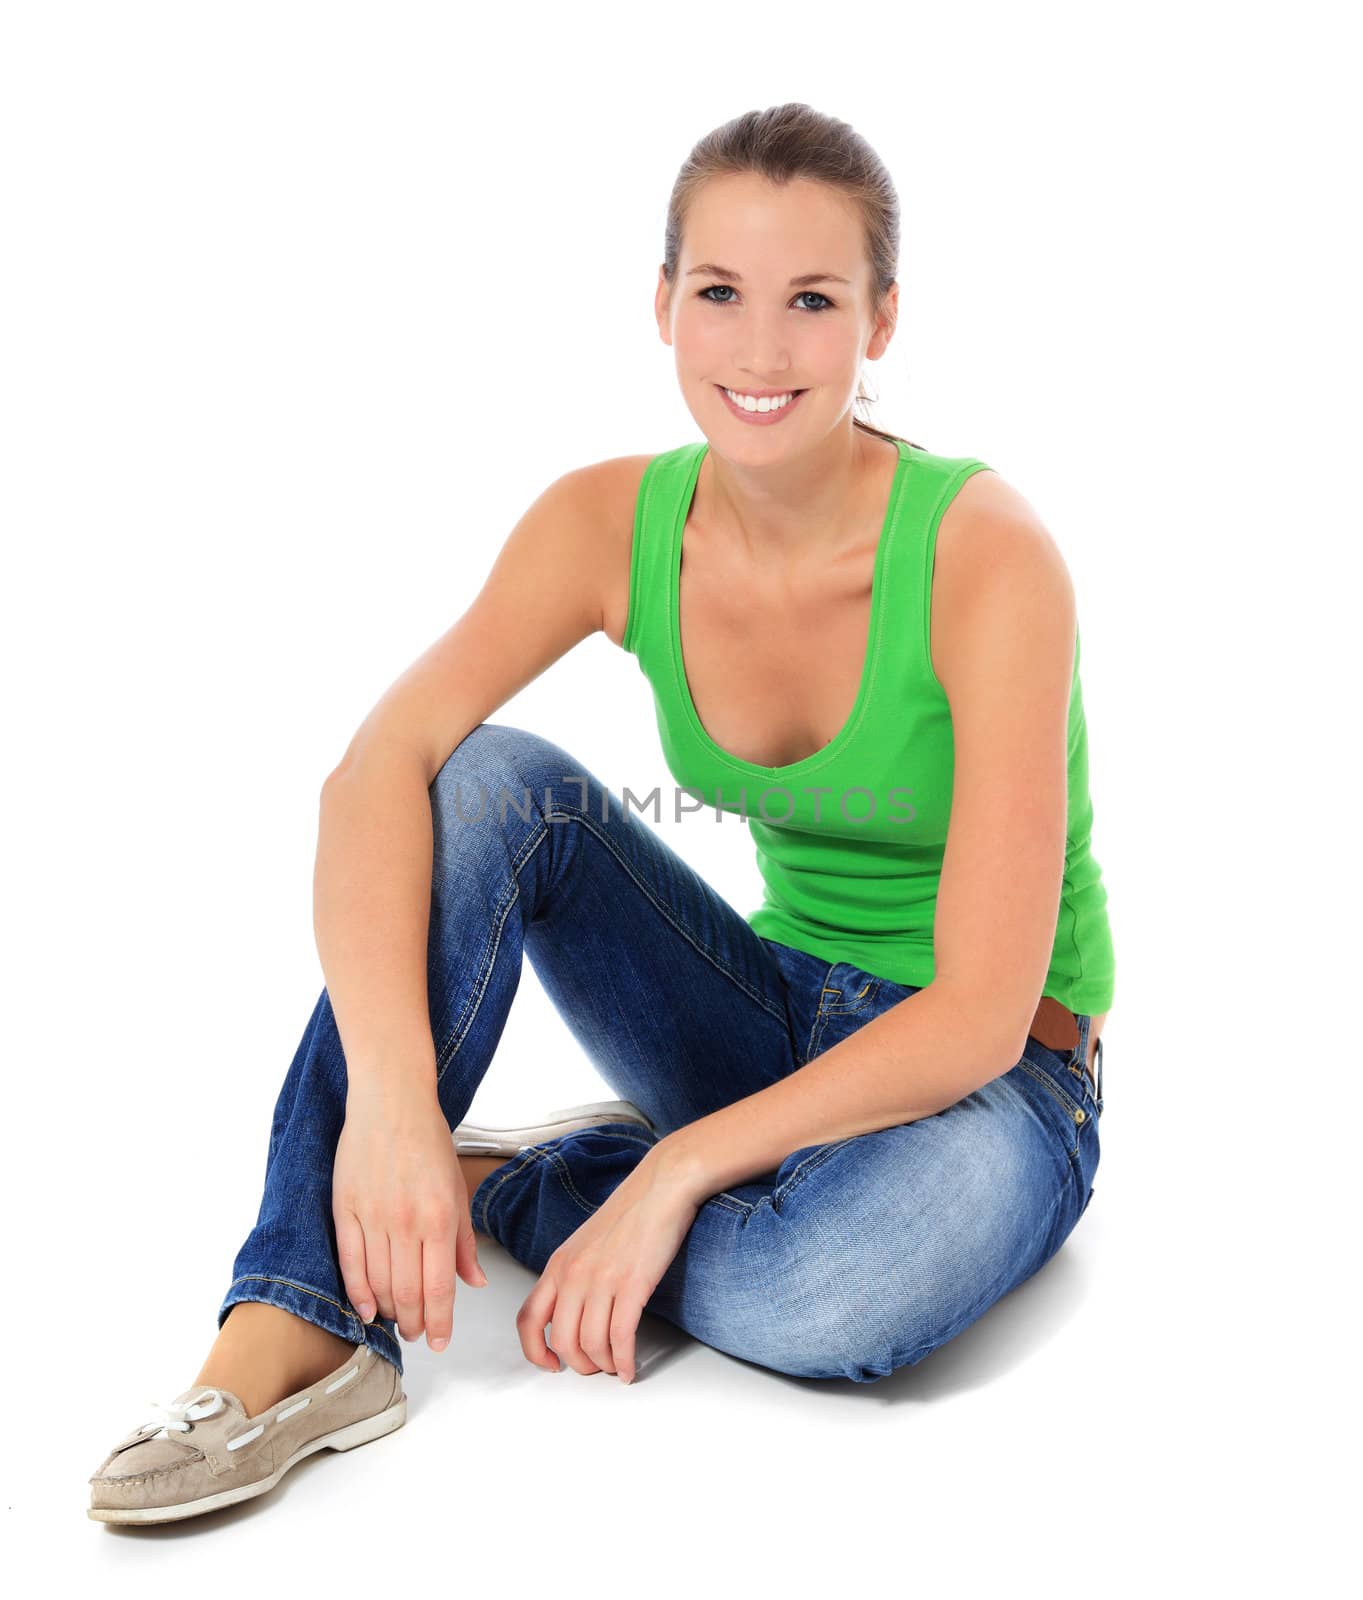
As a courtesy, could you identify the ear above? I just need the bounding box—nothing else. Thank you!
[655,264,673,347]
[865,281,899,361]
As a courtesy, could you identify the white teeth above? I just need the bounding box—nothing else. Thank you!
[724,387,798,413]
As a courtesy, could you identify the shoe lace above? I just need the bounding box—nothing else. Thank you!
[137,1389,226,1440]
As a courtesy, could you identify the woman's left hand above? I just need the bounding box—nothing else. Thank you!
[516,1151,701,1384]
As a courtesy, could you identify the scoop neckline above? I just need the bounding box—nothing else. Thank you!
[668,436,913,783]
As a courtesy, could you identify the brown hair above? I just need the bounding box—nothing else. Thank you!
[662,102,922,451]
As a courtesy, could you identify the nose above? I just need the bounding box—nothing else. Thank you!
[735,307,794,384]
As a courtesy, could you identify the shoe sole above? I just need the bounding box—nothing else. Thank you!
[86,1393,407,1525]
[453,1098,655,1154]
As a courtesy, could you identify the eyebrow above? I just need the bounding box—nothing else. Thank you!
[685,262,852,288]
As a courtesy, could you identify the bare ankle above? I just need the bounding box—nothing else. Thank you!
[459,1151,511,1210]
[197,1302,357,1416]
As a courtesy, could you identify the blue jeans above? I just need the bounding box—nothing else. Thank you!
[219,722,1104,1385]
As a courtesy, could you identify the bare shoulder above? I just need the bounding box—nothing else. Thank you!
[930,465,1076,682]
[502,450,655,647]
[567,452,658,649]
[936,466,1072,587]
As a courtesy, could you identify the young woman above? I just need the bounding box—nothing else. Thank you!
[88,102,1114,1524]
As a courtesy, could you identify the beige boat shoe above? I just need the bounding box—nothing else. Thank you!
[87,1339,406,1525]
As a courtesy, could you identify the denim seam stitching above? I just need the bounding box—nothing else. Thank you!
[716,1133,859,1222]
[569,1129,657,1148]
[1063,1060,1100,1114]
[546,1147,608,1215]
[544,805,788,1026]
[538,1126,658,1219]
[771,1135,859,1214]
[475,1146,545,1234]
[1019,1055,1088,1120]
[539,1132,669,1212]
[803,963,841,1060]
[435,818,549,1084]
[222,1273,402,1360]
[806,1011,830,1060]
[539,1135,753,1219]
[1015,1060,1083,1161]
[487,1127,841,1222]
[825,978,881,1015]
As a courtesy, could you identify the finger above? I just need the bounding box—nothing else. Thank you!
[456,1205,488,1289]
[334,1206,376,1322]
[390,1230,425,1340]
[579,1287,618,1376]
[546,1280,597,1376]
[422,1229,456,1352]
[516,1274,561,1372]
[610,1292,644,1385]
[368,1229,395,1324]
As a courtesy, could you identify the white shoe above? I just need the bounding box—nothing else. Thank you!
[452,1099,656,1158]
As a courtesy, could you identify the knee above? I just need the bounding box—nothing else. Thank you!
[431,721,564,793]
[429,723,579,838]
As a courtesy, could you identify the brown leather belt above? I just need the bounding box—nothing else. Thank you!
[1029,995,1101,1089]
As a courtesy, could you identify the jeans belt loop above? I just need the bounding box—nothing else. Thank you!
[1070,1010,1093,1094]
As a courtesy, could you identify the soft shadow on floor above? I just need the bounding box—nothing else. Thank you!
[781,1239,1094,1405]
[411,1226,1095,1408]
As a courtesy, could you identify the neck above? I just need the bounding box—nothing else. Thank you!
[696,426,896,570]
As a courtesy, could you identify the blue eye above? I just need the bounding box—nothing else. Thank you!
[698,285,834,312]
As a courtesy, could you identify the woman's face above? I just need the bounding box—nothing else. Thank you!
[656,172,896,455]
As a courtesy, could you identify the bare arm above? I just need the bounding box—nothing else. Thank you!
[314,459,635,1103]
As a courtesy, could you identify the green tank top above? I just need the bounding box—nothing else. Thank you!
[622,438,1116,1015]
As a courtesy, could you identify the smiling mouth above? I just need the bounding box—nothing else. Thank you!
[715,384,808,415]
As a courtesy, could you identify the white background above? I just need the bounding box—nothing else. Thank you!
[3,0,1355,1591]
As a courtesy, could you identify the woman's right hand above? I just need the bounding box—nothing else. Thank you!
[332,1083,488,1352]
